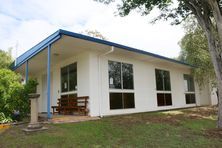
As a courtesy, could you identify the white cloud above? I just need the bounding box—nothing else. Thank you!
[0,0,184,58]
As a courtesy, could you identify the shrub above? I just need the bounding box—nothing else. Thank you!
[0,49,12,69]
[24,78,39,94]
[0,112,12,124]
[0,69,31,120]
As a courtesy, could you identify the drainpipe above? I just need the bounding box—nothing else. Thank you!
[98,46,114,117]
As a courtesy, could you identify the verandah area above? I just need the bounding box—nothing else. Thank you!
[13,33,111,119]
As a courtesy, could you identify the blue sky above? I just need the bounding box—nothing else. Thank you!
[0,0,185,58]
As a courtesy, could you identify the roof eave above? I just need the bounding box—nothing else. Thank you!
[12,29,194,71]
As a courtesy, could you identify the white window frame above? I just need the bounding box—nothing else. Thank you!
[60,62,78,97]
[108,60,135,110]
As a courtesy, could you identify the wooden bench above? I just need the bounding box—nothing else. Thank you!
[52,96,89,115]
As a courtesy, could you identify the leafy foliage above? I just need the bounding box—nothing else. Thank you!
[96,0,222,24]
[0,112,12,124]
[179,19,215,88]
[0,49,12,69]
[0,69,31,121]
[24,78,39,94]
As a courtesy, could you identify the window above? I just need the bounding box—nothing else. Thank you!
[155,69,171,91]
[110,93,135,109]
[61,63,77,93]
[185,94,196,104]
[184,74,195,92]
[109,61,134,89]
[108,61,121,89]
[109,61,135,110]
[184,74,196,104]
[122,63,134,89]
[155,69,172,106]
[157,93,172,106]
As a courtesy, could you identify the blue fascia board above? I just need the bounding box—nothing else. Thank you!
[59,29,193,67]
[12,29,193,70]
[11,30,61,70]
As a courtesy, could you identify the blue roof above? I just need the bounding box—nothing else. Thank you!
[11,29,192,70]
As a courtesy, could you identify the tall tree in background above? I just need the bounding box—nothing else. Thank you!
[80,30,107,40]
[0,49,12,69]
[178,18,215,89]
[96,0,222,128]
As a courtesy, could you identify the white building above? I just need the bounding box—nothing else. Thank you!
[12,29,214,118]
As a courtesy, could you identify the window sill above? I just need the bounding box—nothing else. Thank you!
[184,92,195,94]
[109,89,134,93]
[157,105,173,107]
[156,90,171,93]
[61,90,78,95]
[185,103,196,105]
[109,107,136,111]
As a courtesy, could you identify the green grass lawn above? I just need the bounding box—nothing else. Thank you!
[1,107,222,148]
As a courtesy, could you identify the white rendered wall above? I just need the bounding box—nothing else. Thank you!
[96,53,211,116]
[35,50,211,116]
[36,52,90,113]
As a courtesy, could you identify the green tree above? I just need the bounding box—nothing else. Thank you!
[0,69,30,120]
[0,49,35,122]
[0,49,12,69]
[96,0,222,128]
[178,18,215,89]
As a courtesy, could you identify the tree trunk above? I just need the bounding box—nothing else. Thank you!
[218,79,222,128]
[208,0,222,49]
[205,29,222,128]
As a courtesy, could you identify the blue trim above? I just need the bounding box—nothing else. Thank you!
[25,61,29,83]
[11,31,61,70]
[59,29,193,67]
[47,44,51,119]
[11,29,193,70]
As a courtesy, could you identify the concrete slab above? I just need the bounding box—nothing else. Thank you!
[48,115,100,124]
[22,126,48,133]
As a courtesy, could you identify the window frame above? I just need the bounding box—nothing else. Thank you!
[155,69,171,91]
[60,62,77,95]
[108,60,135,110]
[155,68,172,107]
[157,93,172,106]
[109,92,135,110]
[108,60,134,90]
[183,74,196,104]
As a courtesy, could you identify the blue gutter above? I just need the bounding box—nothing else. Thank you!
[59,29,193,67]
[11,29,193,70]
[11,30,61,70]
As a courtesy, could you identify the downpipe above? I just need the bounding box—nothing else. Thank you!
[98,46,114,118]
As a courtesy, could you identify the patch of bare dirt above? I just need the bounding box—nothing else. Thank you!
[204,128,222,139]
[109,106,217,127]
[182,106,217,119]
[109,113,182,127]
